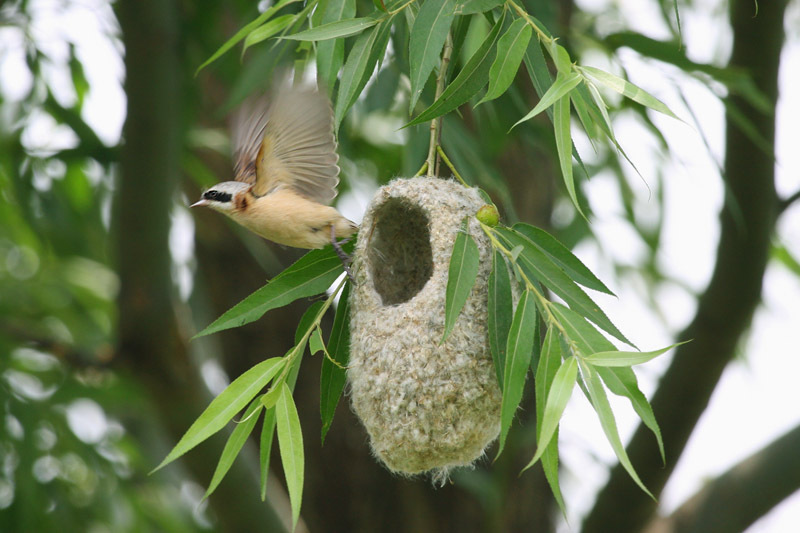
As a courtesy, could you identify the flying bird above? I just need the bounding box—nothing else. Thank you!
[191,79,357,272]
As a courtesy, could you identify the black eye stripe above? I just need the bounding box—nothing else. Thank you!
[203,190,232,203]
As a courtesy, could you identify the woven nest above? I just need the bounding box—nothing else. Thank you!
[347,177,501,479]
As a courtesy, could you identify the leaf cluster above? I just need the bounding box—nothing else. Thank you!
[175,0,690,522]
[442,209,681,513]
[197,0,681,217]
[155,244,354,531]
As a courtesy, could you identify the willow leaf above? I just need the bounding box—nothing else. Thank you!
[154,357,284,472]
[497,289,537,458]
[320,283,351,443]
[276,383,305,531]
[524,356,577,470]
[409,0,456,110]
[442,218,480,343]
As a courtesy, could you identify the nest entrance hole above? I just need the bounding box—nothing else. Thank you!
[367,197,433,306]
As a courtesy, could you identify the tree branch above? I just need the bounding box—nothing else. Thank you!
[426,33,452,177]
[645,423,800,533]
[778,188,800,214]
[582,1,789,531]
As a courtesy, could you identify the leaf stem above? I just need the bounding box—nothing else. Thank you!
[436,146,467,187]
[506,0,553,45]
[426,32,453,177]
[480,222,577,351]
[388,0,416,15]
[272,277,349,388]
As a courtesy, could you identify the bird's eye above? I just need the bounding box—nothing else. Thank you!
[204,190,217,200]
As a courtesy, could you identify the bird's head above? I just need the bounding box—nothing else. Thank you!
[191,181,250,215]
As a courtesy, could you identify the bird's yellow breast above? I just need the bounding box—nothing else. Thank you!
[232,188,355,249]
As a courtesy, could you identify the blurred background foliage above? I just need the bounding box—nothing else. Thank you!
[0,0,797,531]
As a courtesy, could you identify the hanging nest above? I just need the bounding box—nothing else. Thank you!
[347,177,501,479]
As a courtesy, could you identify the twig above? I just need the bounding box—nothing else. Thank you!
[426,32,453,177]
[436,146,467,187]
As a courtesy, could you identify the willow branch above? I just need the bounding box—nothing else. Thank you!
[426,33,453,177]
[644,423,800,533]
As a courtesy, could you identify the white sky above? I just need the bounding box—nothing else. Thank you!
[2,0,799,530]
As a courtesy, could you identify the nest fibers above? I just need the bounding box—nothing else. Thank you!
[347,177,502,480]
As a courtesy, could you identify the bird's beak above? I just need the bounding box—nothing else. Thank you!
[190,199,209,208]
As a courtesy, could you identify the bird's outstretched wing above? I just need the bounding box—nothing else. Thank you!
[231,80,340,205]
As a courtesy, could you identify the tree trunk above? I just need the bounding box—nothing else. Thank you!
[583,0,789,531]
[114,1,286,530]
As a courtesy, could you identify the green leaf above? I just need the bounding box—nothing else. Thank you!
[259,405,277,501]
[409,0,456,110]
[579,359,654,498]
[367,15,394,74]
[153,357,284,472]
[488,250,513,387]
[535,328,562,427]
[204,398,263,500]
[541,427,566,515]
[524,39,554,109]
[373,0,387,12]
[511,71,582,129]
[773,243,800,277]
[496,289,537,458]
[497,228,632,346]
[334,21,383,129]
[196,246,347,337]
[596,365,664,463]
[316,0,356,95]
[259,302,323,499]
[579,66,681,121]
[585,80,613,137]
[456,0,504,14]
[283,15,382,41]
[479,18,532,105]
[512,223,613,295]
[524,355,577,470]
[405,10,506,127]
[276,382,305,531]
[553,90,583,217]
[195,0,302,75]
[605,32,771,114]
[243,14,297,53]
[442,218,481,343]
[549,42,572,73]
[550,302,616,354]
[261,384,284,409]
[585,343,682,367]
[320,282,351,443]
[571,89,598,144]
[521,39,593,187]
[295,301,326,345]
[309,328,325,354]
[534,328,567,512]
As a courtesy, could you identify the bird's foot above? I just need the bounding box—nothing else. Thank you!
[331,226,355,283]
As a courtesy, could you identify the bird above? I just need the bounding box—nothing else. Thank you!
[191,78,358,275]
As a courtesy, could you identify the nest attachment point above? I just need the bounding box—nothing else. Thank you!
[348,177,502,479]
